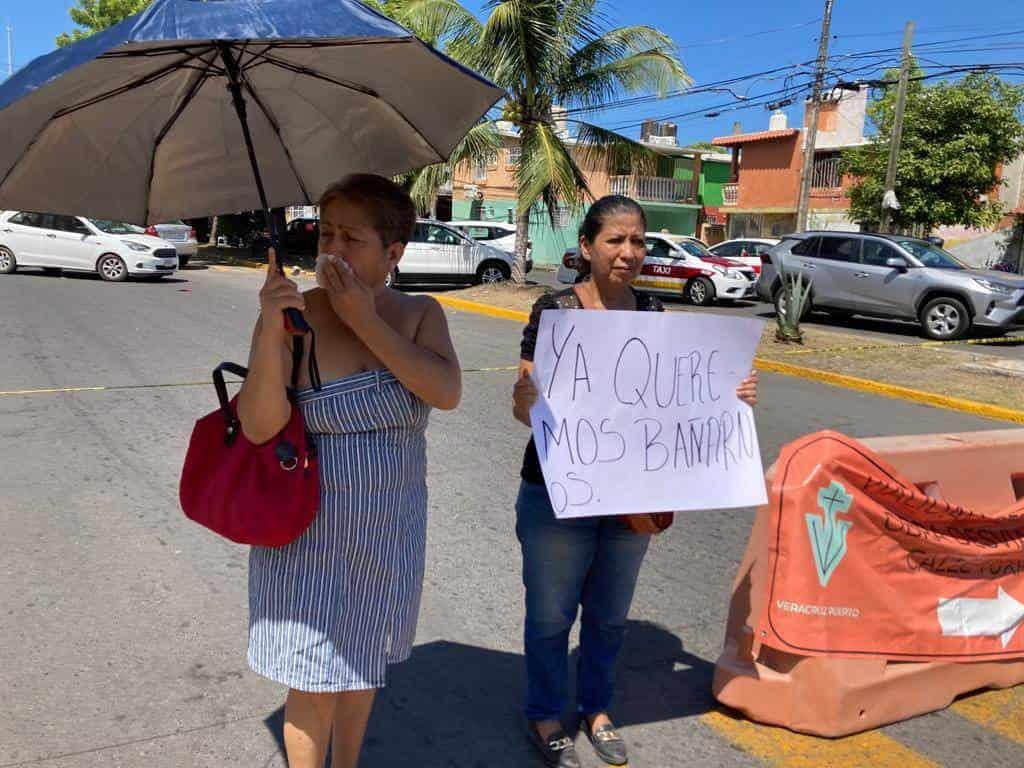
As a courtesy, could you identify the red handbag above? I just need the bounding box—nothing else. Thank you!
[179,336,321,547]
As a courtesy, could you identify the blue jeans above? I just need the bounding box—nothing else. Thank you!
[515,480,651,722]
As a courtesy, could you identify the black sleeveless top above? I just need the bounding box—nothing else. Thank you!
[518,287,664,484]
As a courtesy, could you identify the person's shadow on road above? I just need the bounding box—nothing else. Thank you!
[262,620,717,766]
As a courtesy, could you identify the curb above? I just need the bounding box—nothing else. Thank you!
[434,295,1024,426]
[433,295,530,323]
[209,262,315,276]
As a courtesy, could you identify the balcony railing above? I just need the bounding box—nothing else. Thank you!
[609,175,696,203]
[722,183,739,206]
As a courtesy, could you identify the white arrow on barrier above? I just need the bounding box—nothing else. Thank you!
[937,587,1024,648]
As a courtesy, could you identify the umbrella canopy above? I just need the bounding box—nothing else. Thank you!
[0,0,502,224]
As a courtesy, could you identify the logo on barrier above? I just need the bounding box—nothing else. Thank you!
[805,481,853,587]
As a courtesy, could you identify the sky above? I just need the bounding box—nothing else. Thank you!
[3,0,1023,145]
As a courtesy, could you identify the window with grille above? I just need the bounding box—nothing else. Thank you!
[473,161,487,181]
[812,152,842,189]
[507,145,522,167]
[551,205,570,228]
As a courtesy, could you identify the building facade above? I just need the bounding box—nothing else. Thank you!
[712,88,868,239]
[449,123,734,265]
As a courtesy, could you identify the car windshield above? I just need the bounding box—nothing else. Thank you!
[90,219,145,235]
[897,240,965,270]
[677,241,712,258]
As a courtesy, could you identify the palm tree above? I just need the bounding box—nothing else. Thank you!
[382,0,691,282]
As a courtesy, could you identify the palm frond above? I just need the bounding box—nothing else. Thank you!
[517,122,589,222]
[556,25,690,107]
[406,120,502,212]
[478,0,561,91]
[573,121,658,177]
[381,0,482,51]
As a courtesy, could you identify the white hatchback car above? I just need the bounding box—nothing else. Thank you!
[557,232,757,305]
[392,219,532,286]
[0,211,179,281]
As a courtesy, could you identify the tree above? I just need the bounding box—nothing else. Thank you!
[383,0,690,281]
[842,69,1024,232]
[57,0,151,47]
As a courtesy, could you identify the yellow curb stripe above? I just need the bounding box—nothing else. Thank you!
[433,295,1024,425]
[434,295,531,323]
[753,358,1024,425]
[209,263,315,275]
[700,710,939,768]
[952,687,1024,745]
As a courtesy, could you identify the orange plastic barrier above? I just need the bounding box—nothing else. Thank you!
[713,429,1024,737]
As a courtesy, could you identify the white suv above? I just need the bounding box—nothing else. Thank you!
[0,211,179,281]
[392,219,531,286]
[448,220,532,258]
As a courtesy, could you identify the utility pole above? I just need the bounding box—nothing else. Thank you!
[796,0,835,232]
[6,24,12,78]
[880,21,915,233]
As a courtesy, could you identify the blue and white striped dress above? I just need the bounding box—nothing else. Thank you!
[247,369,430,692]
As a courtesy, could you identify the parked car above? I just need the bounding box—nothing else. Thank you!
[708,237,779,275]
[146,221,198,266]
[391,219,531,287]
[557,232,757,305]
[448,220,532,258]
[756,231,1024,340]
[0,211,179,281]
[248,217,318,258]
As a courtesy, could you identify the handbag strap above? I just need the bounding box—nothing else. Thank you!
[213,327,322,444]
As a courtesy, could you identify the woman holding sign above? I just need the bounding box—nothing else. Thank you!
[512,195,758,767]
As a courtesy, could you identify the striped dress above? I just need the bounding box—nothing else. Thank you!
[247,369,430,692]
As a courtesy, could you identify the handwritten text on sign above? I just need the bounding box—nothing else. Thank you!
[530,310,767,519]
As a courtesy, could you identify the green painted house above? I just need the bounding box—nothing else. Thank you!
[448,133,733,266]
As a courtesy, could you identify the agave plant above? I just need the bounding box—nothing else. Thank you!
[774,260,812,344]
[379,0,691,282]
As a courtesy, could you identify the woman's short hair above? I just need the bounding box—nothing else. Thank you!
[318,174,417,246]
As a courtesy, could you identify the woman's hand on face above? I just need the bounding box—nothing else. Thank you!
[735,370,759,407]
[258,248,305,339]
[512,367,538,426]
[320,254,376,333]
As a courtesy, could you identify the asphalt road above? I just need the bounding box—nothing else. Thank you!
[1,264,1021,768]
[529,267,1024,361]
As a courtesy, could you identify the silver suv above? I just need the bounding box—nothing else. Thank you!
[756,231,1024,340]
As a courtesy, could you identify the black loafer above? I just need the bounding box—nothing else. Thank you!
[527,722,581,768]
[584,718,628,766]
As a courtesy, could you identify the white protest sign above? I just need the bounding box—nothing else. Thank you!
[530,310,767,519]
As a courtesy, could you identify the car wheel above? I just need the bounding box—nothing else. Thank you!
[773,286,812,322]
[178,255,190,268]
[384,268,399,289]
[0,246,15,274]
[920,296,970,341]
[97,254,129,282]
[685,276,715,306]
[476,261,510,285]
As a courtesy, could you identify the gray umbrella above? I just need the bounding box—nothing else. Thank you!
[0,0,502,225]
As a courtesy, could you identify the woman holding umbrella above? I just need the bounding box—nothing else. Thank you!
[239,174,461,768]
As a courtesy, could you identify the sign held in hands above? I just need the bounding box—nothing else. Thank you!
[530,310,767,519]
